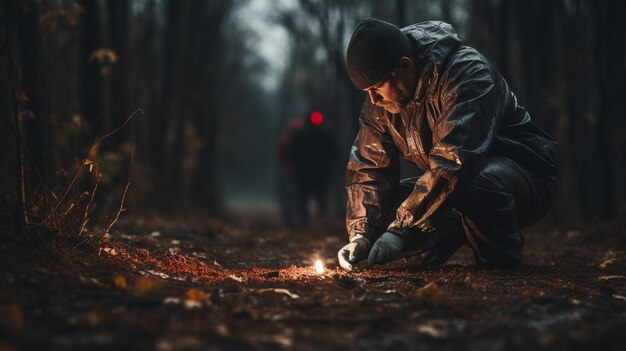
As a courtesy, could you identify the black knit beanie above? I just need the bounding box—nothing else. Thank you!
[346,18,412,90]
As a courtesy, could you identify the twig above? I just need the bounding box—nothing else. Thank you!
[78,164,100,236]
[72,234,92,250]
[98,108,143,142]
[102,114,136,237]
[103,177,130,237]
[45,108,143,222]
[42,74,53,204]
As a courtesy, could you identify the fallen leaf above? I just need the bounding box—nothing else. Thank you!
[146,270,170,279]
[412,282,440,298]
[228,274,243,282]
[383,289,400,294]
[163,297,181,304]
[598,275,626,281]
[613,294,626,301]
[114,275,127,289]
[257,288,300,299]
[78,276,101,286]
[132,277,164,294]
[186,288,209,302]
[184,300,202,309]
[416,323,445,338]
[599,258,616,268]
[99,247,117,256]
[269,333,293,348]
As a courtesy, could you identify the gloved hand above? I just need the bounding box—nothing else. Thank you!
[367,231,405,267]
[338,234,370,271]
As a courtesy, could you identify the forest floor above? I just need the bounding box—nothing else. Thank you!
[1,213,625,350]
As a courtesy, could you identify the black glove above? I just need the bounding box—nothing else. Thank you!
[367,231,405,267]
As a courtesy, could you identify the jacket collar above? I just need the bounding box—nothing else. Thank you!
[412,58,438,104]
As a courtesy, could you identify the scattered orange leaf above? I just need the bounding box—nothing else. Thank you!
[412,282,440,298]
[114,275,128,289]
[186,288,209,302]
[132,277,163,294]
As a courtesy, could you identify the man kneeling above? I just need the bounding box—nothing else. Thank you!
[338,19,558,270]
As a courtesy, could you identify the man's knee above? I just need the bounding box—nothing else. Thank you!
[456,163,515,221]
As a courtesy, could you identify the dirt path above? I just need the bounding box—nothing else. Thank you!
[1,216,625,350]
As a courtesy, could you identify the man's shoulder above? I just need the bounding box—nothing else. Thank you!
[440,46,498,85]
[449,46,488,64]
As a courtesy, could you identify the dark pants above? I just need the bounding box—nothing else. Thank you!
[382,157,556,268]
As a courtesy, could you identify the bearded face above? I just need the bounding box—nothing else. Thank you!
[365,67,416,114]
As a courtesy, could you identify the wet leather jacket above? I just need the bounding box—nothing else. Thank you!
[346,21,558,242]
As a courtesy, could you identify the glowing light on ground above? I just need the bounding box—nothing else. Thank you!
[314,260,325,274]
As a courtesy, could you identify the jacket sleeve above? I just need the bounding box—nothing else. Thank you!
[345,103,400,242]
[389,57,506,232]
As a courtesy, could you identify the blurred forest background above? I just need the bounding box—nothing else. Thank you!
[0,0,624,227]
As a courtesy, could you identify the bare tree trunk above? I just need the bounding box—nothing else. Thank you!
[191,1,231,213]
[592,0,624,219]
[79,0,102,126]
[439,0,452,24]
[108,0,130,149]
[467,0,498,66]
[497,0,511,80]
[156,0,181,210]
[396,0,406,27]
[562,0,590,220]
[16,0,45,184]
[142,0,158,171]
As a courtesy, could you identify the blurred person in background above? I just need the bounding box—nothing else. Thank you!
[289,112,338,227]
[277,118,304,227]
[338,19,558,270]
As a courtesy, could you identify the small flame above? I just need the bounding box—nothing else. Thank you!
[314,260,324,274]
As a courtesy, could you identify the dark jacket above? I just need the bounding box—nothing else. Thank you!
[290,125,337,189]
[345,21,558,241]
